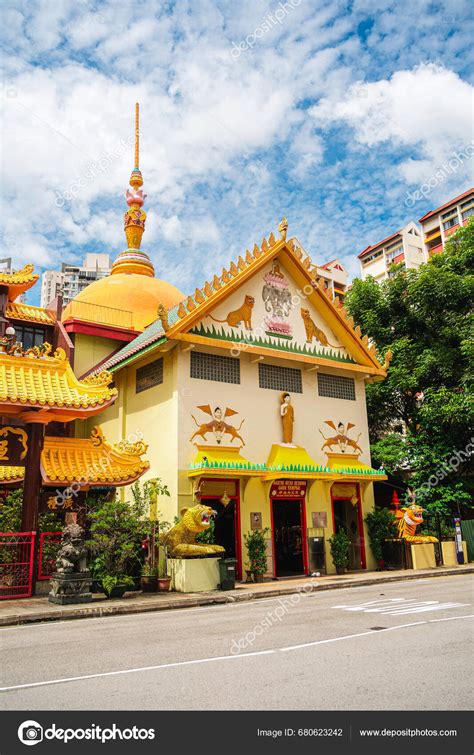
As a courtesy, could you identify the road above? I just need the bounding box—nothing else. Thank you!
[1,574,473,710]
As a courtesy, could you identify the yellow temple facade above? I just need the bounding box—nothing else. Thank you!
[59,105,389,580]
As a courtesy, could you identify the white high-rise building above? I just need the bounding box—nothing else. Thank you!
[358,221,425,282]
[419,187,474,258]
[41,253,111,308]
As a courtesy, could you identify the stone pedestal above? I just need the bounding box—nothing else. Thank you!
[168,557,220,593]
[49,571,92,604]
[441,540,468,566]
[410,543,436,570]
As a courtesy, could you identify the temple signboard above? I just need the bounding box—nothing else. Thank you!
[0,426,28,466]
[270,480,307,499]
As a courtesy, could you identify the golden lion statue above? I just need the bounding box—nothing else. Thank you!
[395,504,438,543]
[163,504,225,558]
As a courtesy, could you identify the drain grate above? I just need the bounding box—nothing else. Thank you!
[370,626,387,631]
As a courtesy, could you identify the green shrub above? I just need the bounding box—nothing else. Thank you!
[329,531,351,568]
[365,508,396,562]
[244,528,270,575]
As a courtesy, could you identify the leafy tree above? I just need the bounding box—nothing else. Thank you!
[346,220,474,515]
[0,489,62,533]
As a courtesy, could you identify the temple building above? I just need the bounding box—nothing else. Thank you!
[0,261,150,597]
[59,105,389,580]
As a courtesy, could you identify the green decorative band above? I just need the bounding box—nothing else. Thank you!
[189,323,355,363]
[188,460,385,476]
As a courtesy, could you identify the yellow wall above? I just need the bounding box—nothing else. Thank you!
[73,333,119,379]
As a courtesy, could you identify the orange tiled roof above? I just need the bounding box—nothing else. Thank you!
[6,302,56,325]
[0,465,24,483]
[41,427,149,485]
[0,264,39,301]
[0,344,117,417]
[0,427,149,487]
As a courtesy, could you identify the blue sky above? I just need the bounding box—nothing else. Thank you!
[1,0,473,306]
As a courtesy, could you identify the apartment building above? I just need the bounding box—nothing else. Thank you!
[358,221,424,281]
[41,253,111,308]
[419,187,474,258]
[317,258,349,301]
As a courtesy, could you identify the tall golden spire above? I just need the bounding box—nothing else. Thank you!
[111,102,155,277]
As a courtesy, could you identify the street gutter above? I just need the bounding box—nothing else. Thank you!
[1,566,472,628]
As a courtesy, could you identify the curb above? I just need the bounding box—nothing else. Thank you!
[1,567,472,627]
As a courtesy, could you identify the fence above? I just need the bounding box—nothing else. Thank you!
[37,531,62,580]
[0,532,36,599]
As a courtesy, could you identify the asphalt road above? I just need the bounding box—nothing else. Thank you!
[1,575,473,711]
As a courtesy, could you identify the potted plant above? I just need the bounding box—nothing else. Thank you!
[86,496,146,599]
[329,531,351,574]
[157,521,172,591]
[140,560,157,592]
[244,528,270,583]
[101,575,135,599]
[365,508,396,569]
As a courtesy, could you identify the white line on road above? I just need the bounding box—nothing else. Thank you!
[333,596,470,616]
[2,614,472,693]
[279,622,427,651]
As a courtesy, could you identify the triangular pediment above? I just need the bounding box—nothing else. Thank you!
[166,233,386,374]
[103,223,388,376]
[187,256,356,366]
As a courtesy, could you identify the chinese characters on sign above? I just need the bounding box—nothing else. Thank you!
[270,480,307,498]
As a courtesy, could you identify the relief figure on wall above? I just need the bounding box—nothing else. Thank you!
[280,392,295,446]
[207,295,254,330]
[190,405,245,447]
[320,420,362,454]
[301,308,343,350]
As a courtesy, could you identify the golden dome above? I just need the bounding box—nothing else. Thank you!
[62,273,183,332]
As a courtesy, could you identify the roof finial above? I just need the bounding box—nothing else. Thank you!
[134,102,140,170]
[111,103,154,277]
[278,217,288,241]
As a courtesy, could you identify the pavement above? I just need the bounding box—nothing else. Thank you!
[0,564,472,627]
[1,574,472,711]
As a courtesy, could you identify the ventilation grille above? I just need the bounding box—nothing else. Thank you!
[190,351,241,384]
[317,372,356,401]
[258,363,303,393]
[136,358,164,394]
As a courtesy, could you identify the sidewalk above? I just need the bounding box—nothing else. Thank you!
[1,565,472,627]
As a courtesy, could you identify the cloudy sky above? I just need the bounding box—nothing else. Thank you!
[1,0,473,304]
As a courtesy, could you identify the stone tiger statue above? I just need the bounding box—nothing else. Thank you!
[163,504,225,558]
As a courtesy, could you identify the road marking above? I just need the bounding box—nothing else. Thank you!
[333,597,470,616]
[2,615,472,693]
[429,614,474,623]
[0,649,276,692]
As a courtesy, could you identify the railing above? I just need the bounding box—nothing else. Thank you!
[64,299,134,329]
[0,532,36,599]
[37,531,62,580]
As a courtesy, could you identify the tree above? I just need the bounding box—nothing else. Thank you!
[346,219,474,514]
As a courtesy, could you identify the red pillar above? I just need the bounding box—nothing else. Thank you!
[21,423,45,532]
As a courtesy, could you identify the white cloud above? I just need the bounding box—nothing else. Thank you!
[310,64,474,183]
[1,2,473,304]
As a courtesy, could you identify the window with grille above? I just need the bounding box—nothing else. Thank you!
[190,351,240,384]
[136,358,164,393]
[317,372,356,401]
[258,363,302,393]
